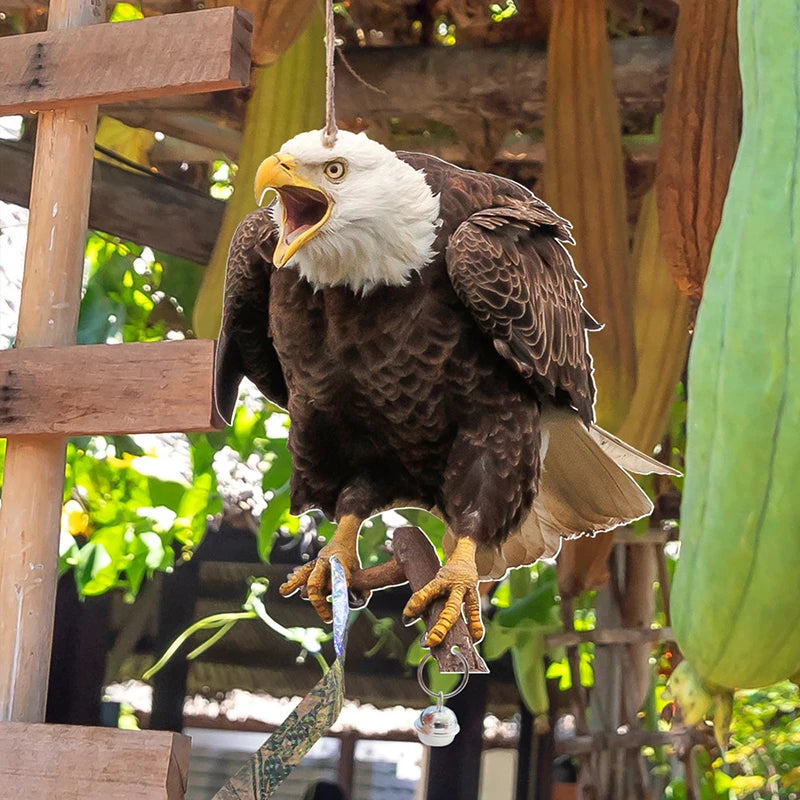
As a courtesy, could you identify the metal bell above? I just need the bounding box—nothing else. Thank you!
[414,649,470,747]
[414,700,460,747]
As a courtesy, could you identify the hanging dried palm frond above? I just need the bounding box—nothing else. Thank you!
[544,0,637,597]
[543,0,636,433]
[193,13,325,339]
[656,0,741,301]
[618,187,690,452]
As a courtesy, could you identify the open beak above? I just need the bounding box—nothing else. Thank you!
[254,153,332,267]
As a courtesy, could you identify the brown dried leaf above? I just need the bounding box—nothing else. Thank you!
[656,0,742,300]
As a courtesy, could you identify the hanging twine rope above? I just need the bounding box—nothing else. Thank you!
[321,0,338,148]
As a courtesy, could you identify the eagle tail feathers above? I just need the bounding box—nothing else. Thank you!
[475,409,673,579]
[588,423,681,476]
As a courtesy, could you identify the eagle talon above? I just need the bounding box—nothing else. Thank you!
[403,536,484,648]
[278,514,364,623]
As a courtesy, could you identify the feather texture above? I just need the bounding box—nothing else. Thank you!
[445,201,597,424]
[460,408,659,580]
[216,138,662,577]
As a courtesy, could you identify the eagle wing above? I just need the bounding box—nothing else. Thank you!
[214,206,288,423]
[445,199,597,423]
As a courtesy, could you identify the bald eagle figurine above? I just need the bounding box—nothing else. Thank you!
[215,129,675,647]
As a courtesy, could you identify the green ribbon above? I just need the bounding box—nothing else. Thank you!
[213,558,349,799]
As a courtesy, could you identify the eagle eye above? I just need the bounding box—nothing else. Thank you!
[323,158,348,182]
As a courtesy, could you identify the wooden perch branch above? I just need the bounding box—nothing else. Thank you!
[350,527,489,675]
[297,528,488,674]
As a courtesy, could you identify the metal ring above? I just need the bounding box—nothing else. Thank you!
[416,648,470,700]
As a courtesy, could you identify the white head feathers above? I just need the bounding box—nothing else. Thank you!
[270,130,441,292]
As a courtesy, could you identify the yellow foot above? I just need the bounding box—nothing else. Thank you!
[279,514,362,623]
[403,536,484,647]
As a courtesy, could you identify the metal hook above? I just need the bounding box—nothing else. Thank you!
[416,648,470,700]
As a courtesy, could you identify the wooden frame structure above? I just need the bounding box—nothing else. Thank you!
[0,0,252,794]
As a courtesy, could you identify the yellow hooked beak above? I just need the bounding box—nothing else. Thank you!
[254,153,332,268]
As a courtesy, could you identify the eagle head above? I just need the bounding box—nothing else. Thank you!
[254,130,441,292]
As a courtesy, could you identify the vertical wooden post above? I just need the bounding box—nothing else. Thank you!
[0,0,106,723]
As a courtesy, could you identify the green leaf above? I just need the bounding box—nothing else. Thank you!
[177,472,213,519]
[261,443,293,490]
[426,661,461,696]
[139,531,166,570]
[495,568,557,628]
[257,486,292,562]
[405,627,427,667]
[508,565,533,598]
[109,2,144,22]
[58,531,79,577]
[395,508,446,554]
[153,251,204,321]
[358,518,391,568]
[546,658,571,691]
[147,477,186,510]
[511,632,549,715]
[125,552,148,598]
[482,617,518,661]
[231,406,261,458]
[76,540,115,595]
[188,434,218,476]
[77,282,125,344]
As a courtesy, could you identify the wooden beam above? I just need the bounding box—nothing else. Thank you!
[0,723,191,798]
[0,140,223,263]
[336,36,672,128]
[391,137,659,169]
[0,7,252,115]
[106,107,244,159]
[545,626,672,649]
[0,0,106,725]
[556,727,694,757]
[0,340,223,437]
[104,36,670,157]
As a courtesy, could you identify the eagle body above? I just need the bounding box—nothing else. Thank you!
[217,131,673,637]
[270,220,542,547]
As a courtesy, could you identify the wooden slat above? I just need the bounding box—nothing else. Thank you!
[0,723,190,798]
[0,140,224,263]
[0,7,252,115]
[0,340,224,437]
[556,727,694,757]
[545,626,673,649]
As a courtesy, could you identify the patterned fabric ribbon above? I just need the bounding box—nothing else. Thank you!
[213,558,350,799]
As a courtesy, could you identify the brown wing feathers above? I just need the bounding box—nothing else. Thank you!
[445,199,596,423]
[214,207,288,422]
